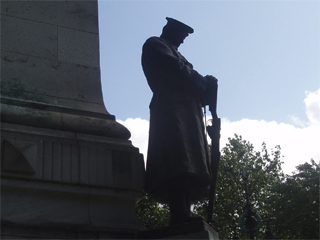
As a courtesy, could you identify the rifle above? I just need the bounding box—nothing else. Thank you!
[206,78,221,223]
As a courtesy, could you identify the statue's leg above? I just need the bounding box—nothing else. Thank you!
[168,186,190,225]
[168,185,203,225]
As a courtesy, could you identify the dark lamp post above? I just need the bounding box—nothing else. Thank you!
[227,168,278,239]
[239,167,262,239]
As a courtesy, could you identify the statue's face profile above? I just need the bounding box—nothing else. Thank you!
[174,32,189,47]
[163,30,189,48]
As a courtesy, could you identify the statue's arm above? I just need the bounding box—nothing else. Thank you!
[142,38,182,76]
[143,38,208,93]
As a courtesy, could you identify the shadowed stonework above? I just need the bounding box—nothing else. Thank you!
[1,1,145,239]
[1,0,129,139]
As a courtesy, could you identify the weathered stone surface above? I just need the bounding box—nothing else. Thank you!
[1,122,145,236]
[1,0,99,33]
[2,15,58,60]
[2,223,138,239]
[1,1,146,239]
[1,52,103,105]
[2,139,37,174]
[0,100,132,139]
[0,0,122,138]
[58,27,100,67]
[1,123,142,188]
[2,180,144,233]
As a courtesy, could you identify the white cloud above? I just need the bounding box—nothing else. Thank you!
[118,89,320,175]
[117,118,149,159]
[220,118,319,174]
[304,89,320,126]
[288,115,306,128]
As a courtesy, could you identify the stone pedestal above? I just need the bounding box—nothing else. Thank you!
[1,123,145,236]
[1,1,145,239]
[137,221,219,239]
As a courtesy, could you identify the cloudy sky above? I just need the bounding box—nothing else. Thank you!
[98,0,320,175]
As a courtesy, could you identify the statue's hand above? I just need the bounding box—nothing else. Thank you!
[206,118,220,139]
[204,75,219,115]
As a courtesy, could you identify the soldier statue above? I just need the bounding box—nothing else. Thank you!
[141,17,218,225]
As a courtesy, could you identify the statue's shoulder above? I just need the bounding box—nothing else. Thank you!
[143,37,167,49]
[145,36,162,43]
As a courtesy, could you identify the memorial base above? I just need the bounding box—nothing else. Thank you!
[1,222,139,240]
[137,220,219,239]
[1,122,146,239]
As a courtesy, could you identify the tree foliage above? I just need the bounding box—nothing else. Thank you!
[193,134,284,239]
[271,159,319,239]
[136,135,319,239]
[136,194,170,229]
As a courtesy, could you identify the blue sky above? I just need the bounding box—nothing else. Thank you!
[98,0,320,174]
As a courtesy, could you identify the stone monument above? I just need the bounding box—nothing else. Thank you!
[1,1,145,239]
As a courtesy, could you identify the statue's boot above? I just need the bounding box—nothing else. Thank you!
[168,188,204,225]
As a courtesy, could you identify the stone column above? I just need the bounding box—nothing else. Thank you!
[1,1,145,239]
[1,0,129,138]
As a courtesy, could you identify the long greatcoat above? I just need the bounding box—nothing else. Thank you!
[141,36,211,204]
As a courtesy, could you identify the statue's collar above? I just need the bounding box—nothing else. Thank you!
[160,37,178,51]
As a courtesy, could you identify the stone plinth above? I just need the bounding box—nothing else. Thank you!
[1,0,146,239]
[137,220,219,239]
[1,122,145,239]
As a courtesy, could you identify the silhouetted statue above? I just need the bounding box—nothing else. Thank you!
[141,17,218,225]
